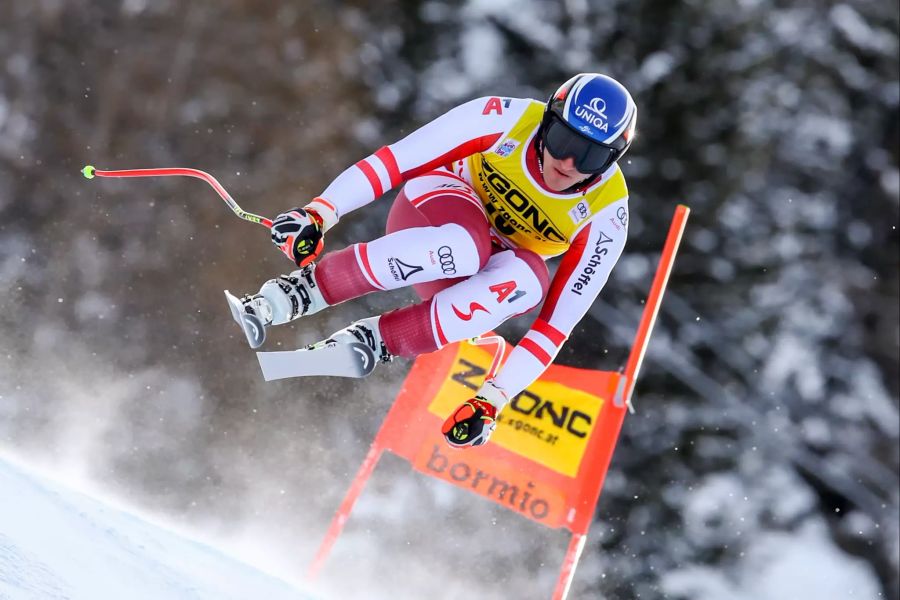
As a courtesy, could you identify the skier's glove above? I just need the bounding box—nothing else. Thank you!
[442,380,509,449]
[271,207,324,267]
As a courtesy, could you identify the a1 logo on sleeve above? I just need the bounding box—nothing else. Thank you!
[482,97,511,115]
[568,201,590,225]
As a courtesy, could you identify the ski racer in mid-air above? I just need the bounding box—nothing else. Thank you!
[228,73,637,450]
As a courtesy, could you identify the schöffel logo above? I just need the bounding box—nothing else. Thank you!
[569,230,615,296]
[388,257,424,282]
[574,97,608,133]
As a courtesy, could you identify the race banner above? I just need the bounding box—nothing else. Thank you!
[378,340,624,531]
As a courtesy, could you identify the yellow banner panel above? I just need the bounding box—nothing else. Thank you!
[427,343,605,477]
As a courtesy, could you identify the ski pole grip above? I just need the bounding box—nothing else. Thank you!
[470,334,507,380]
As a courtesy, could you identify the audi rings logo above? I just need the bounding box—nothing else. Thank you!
[438,246,457,275]
[616,206,628,228]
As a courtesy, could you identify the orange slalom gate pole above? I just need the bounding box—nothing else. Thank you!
[553,533,587,600]
[621,204,690,411]
[306,334,507,582]
[551,204,690,600]
[307,443,385,581]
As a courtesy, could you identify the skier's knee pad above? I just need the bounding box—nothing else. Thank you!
[361,223,485,293]
[429,250,548,344]
[421,198,492,269]
[388,185,492,270]
[509,248,550,316]
[434,222,491,273]
[466,221,493,270]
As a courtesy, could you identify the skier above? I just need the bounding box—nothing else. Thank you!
[228,73,636,449]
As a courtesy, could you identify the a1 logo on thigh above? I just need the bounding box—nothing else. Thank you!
[448,280,523,323]
[438,282,524,340]
[451,301,491,322]
[434,251,541,341]
[489,280,527,305]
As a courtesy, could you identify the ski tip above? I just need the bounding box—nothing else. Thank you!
[223,290,240,318]
[81,165,96,179]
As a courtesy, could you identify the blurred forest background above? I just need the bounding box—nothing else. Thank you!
[1,1,897,599]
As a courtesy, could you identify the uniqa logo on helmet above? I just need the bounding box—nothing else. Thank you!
[574,97,608,132]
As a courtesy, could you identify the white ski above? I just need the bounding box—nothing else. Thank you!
[256,339,377,381]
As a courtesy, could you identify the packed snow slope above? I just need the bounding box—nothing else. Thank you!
[0,456,314,600]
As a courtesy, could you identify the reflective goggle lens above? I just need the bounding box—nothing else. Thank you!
[543,117,619,174]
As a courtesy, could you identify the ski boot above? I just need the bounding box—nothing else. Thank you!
[256,316,394,380]
[225,264,328,348]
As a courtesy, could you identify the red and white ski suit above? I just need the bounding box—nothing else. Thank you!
[307,96,629,397]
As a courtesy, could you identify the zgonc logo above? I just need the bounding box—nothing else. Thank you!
[427,348,605,478]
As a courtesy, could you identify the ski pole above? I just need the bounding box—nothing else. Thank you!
[81,165,273,228]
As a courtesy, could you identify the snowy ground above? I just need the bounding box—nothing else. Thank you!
[0,455,315,600]
[0,447,884,600]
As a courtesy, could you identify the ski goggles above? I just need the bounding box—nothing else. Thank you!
[542,115,624,174]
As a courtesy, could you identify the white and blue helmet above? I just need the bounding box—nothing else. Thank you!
[542,73,637,175]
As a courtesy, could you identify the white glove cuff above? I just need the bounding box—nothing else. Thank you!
[477,380,510,411]
[305,197,340,232]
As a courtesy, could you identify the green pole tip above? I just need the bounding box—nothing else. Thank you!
[81,165,95,179]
